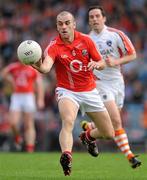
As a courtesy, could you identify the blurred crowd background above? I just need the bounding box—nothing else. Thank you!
[0,0,147,152]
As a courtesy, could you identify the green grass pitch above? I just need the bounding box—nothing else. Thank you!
[0,152,146,180]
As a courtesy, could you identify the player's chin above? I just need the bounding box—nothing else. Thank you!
[61,33,69,37]
[93,24,100,30]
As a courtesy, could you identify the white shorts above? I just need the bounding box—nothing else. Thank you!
[55,87,106,116]
[96,80,125,108]
[9,93,36,112]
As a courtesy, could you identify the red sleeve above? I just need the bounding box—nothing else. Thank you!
[86,36,102,61]
[44,40,57,61]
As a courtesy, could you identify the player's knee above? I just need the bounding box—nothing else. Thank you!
[62,116,75,131]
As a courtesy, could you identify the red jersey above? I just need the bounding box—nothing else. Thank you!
[45,31,102,92]
[6,62,40,93]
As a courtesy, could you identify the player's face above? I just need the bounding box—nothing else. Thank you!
[89,9,106,33]
[57,14,76,42]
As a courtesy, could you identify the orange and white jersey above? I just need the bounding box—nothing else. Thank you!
[89,26,136,81]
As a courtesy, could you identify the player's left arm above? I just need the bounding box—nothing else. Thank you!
[106,32,136,67]
[105,53,136,67]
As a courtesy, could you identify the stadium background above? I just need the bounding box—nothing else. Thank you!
[0,0,147,152]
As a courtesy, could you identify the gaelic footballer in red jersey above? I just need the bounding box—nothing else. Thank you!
[1,62,44,153]
[6,62,41,93]
[44,31,103,92]
[31,11,114,176]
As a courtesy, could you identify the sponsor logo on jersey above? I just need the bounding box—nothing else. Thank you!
[70,59,82,72]
[75,43,83,48]
[61,55,68,58]
[69,59,88,72]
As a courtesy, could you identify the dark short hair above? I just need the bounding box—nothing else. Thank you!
[88,6,106,17]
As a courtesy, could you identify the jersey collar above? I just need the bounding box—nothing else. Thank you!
[90,25,107,37]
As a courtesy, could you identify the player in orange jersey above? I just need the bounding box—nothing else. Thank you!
[31,11,114,176]
[80,5,141,169]
[1,61,45,152]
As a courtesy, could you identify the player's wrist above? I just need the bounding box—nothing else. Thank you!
[115,60,120,66]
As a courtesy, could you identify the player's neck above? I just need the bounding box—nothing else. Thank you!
[93,29,102,34]
[61,33,74,44]
[93,26,105,34]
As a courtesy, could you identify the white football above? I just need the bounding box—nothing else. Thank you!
[17,40,42,64]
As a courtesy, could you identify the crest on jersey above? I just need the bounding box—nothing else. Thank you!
[72,50,76,56]
[82,49,88,56]
[106,40,112,47]
[103,94,107,100]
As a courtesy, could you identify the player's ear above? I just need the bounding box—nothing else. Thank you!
[104,16,106,23]
[56,23,59,32]
[73,21,76,29]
